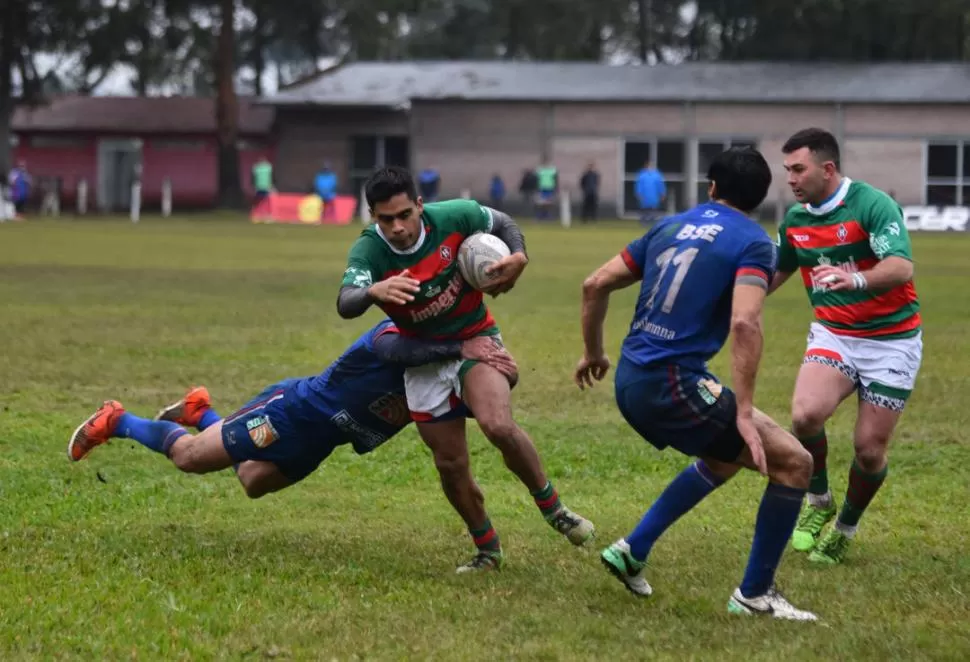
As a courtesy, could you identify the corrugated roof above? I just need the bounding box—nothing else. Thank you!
[12,95,275,135]
[263,60,970,107]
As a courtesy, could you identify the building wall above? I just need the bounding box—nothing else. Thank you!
[273,107,408,194]
[272,99,970,215]
[14,132,275,210]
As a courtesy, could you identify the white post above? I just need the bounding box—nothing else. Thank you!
[559,189,572,228]
[130,181,142,223]
[666,190,676,216]
[161,178,172,217]
[460,188,471,200]
[359,184,370,225]
[77,180,88,215]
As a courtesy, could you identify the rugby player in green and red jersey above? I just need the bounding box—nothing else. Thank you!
[337,166,594,573]
[772,128,922,565]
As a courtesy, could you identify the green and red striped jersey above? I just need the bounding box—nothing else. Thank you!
[342,199,498,340]
[777,178,920,339]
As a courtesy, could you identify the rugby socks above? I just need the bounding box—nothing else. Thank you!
[837,460,888,534]
[532,481,563,520]
[798,429,829,496]
[115,413,188,457]
[470,519,502,554]
[627,461,724,562]
[740,483,805,598]
[197,408,221,431]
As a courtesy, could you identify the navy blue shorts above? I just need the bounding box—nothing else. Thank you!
[221,380,336,482]
[614,357,745,463]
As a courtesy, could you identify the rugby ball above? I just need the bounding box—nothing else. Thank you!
[457,233,511,291]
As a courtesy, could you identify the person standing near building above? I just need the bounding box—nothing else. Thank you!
[251,157,274,222]
[315,162,338,220]
[635,160,666,225]
[580,162,600,222]
[8,161,31,219]
[535,162,558,220]
[419,166,441,202]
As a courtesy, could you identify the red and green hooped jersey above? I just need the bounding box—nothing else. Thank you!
[342,199,498,340]
[777,178,920,339]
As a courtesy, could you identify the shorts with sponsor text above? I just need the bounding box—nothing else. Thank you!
[221,379,337,482]
[404,335,503,422]
[803,322,922,412]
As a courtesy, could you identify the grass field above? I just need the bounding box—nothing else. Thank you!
[1,216,968,661]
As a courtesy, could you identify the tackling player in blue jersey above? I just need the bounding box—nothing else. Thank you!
[67,321,514,499]
[576,147,818,621]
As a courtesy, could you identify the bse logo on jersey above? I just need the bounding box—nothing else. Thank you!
[368,393,411,426]
[246,415,279,449]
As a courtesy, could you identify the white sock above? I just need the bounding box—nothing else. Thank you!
[834,520,857,538]
[807,491,834,509]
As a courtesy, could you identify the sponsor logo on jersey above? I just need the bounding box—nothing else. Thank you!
[344,266,373,288]
[331,410,387,452]
[368,393,411,426]
[424,284,441,298]
[246,415,279,449]
[410,272,467,323]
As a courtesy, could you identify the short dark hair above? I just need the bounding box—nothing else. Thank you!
[706,146,772,213]
[782,128,841,170]
[365,166,418,208]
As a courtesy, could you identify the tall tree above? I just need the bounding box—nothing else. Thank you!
[215,0,242,208]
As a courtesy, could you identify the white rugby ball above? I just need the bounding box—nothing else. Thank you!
[457,233,511,291]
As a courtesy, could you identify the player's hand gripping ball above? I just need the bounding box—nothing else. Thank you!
[457,233,512,292]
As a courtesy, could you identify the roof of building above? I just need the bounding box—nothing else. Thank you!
[12,95,275,135]
[263,60,970,107]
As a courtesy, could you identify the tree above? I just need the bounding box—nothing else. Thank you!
[215,0,242,208]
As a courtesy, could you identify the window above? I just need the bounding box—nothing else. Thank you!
[696,138,758,206]
[621,139,686,215]
[925,141,969,206]
[350,135,411,197]
[30,135,90,148]
[154,139,206,151]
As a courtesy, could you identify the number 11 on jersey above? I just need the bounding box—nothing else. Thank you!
[644,247,699,314]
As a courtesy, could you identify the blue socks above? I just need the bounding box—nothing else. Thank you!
[197,408,221,431]
[739,483,806,598]
[627,461,725,562]
[115,413,187,457]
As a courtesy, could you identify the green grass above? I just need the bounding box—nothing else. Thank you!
[1,216,968,661]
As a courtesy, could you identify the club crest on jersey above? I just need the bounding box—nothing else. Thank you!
[439,245,453,262]
[836,224,848,244]
[246,415,279,449]
[368,393,411,426]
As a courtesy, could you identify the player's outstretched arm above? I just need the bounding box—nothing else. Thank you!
[372,332,517,380]
[575,255,640,389]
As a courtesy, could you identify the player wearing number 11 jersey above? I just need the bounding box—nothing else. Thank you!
[576,147,817,621]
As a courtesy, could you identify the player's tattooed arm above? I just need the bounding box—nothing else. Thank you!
[485,208,527,258]
[336,285,374,318]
